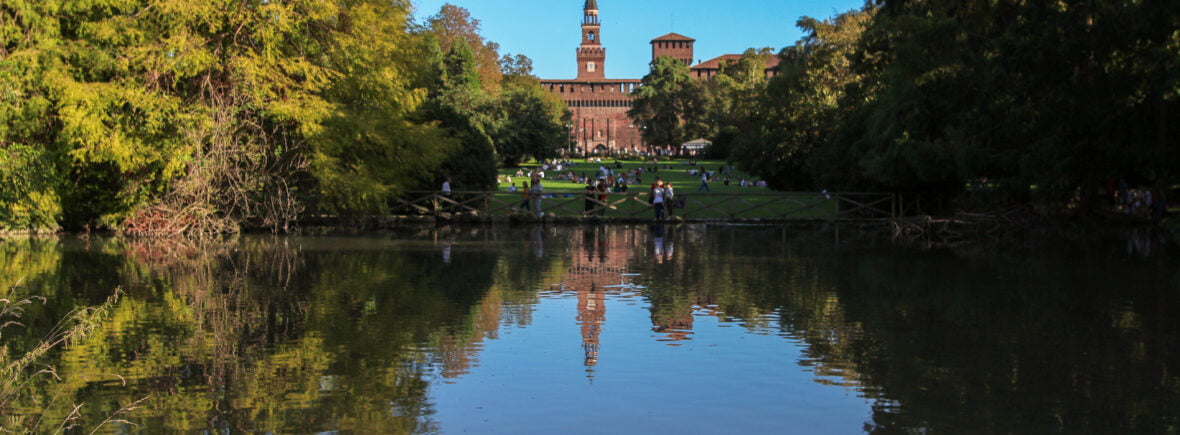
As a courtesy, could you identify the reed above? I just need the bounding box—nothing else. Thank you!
[0,282,124,432]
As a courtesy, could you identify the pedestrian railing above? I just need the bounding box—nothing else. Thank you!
[393,191,902,221]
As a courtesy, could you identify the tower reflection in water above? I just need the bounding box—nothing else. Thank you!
[556,225,693,379]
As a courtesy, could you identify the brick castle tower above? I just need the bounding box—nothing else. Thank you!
[577,0,605,80]
[540,0,780,154]
[651,33,695,66]
[541,0,644,154]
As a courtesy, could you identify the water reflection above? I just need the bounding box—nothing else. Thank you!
[0,225,1177,433]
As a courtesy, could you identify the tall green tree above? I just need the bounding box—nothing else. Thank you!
[727,9,874,190]
[0,0,472,232]
[491,59,568,167]
[846,0,1180,207]
[628,55,706,152]
[427,4,504,95]
[700,48,773,159]
[1,0,197,231]
[310,2,454,216]
[0,1,68,231]
[717,0,1180,212]
[86,0,405,232]
[422,39,497,191]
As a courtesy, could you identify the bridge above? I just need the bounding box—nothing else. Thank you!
[392,191,906,222]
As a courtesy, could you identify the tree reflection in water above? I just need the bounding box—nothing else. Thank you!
[0,225,1175,433]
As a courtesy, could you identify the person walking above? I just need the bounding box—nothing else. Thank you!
[519,180,531,212]
[698,172,711,192]
[434,176,453,213]
[531,175,544,217]
[652,181,666,220]
[583,180,597,216]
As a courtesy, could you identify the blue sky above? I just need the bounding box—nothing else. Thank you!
[411,0,869,80]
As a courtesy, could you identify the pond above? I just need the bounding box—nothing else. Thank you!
[1,224,1177,433]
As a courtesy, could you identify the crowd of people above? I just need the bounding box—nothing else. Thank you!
[510,171,546,217]
[484,157,772,219]
[1107,180,1167,219]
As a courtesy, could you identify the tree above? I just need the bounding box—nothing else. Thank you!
[843,0,1180,209]
[422,39,497,191]
[491,54,568,167]
[493,85,567,167]
[310,1,455,217]
[0,0,475,232]
[700,48,774,159]
[500,54,535,82]
[0,1,69,231]
[427,5,504,95]
[0,0,199,231]
[728,9,874,190]
[628,55,706,152]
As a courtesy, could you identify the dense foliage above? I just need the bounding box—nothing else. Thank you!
[628,55,707,149]
[0,1,568,233]
[643,0,1180,213]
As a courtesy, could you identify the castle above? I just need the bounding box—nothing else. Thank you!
[540,0,780,154]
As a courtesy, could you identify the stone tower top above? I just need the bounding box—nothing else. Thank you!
[578,0,605,79]
[651,33,695,66]
[583,0,599,24]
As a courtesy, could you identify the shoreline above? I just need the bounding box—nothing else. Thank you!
[1,213,1170,236]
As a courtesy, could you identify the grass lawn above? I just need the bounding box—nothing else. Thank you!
[476,158,851,219]
[497,158,759,193]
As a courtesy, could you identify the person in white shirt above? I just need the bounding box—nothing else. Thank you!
[530,175,544,216]
[652,182,666,220]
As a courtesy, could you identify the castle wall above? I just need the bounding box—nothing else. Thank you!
[541,80,644,153]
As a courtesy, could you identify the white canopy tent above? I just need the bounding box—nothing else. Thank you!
[681,138,712,152]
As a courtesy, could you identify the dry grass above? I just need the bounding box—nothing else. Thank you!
[0,282,128,433]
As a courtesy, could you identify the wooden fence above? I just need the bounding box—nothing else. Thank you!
[392,191,902,221]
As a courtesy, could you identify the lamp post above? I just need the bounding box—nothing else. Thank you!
[629,124,636,157]
[564,123,572,156]
[639,125,648,156]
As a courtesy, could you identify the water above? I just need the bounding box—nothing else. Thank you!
[1,225,1177,433]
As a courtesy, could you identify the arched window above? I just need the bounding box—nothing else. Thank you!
[588,31,596,42]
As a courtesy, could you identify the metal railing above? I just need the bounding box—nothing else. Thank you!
[393,191,902,221]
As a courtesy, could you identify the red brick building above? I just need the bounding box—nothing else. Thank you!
[540,0,780,154]
[651,33,696,66]
[540,0,644,155]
